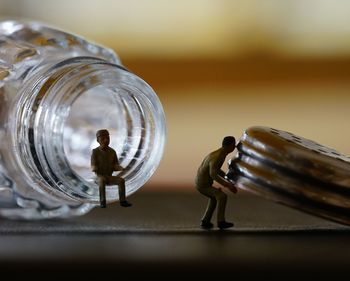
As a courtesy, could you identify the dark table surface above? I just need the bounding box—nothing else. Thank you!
[1,190,350,280]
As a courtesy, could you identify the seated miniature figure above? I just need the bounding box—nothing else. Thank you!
[91,129,132,208]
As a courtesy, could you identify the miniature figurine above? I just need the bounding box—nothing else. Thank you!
[195,136,238,229]
[91,129,132,208]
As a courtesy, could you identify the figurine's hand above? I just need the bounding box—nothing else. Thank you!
[114,165,124,171]
[225,182,238,193]
[229,186,238,194]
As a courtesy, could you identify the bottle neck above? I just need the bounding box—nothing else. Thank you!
[13,56,165,203]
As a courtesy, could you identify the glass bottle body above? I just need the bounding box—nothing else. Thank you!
[0,21,166,219]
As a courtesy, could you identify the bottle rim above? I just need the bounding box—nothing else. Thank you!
[13,56,166,204]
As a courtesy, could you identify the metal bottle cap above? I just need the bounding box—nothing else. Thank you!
[226,126,350,226]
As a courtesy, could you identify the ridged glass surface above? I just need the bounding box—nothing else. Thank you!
[0,21,165,219]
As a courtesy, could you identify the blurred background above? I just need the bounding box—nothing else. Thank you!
[1,0,350,190]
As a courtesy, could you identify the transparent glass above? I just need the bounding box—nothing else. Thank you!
[0,20,166,219]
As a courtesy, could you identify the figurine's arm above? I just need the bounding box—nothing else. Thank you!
[209,161,230,186]
[113,151,124,171]
[91,150,98,173]
[209,161,237,193]
[114,164,124,171]
[218,169,226,178]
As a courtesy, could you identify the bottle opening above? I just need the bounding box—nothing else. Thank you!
[63,83,149,202]
[18,57,166,204]
[64,85,125,180]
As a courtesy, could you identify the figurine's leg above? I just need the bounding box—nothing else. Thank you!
[197,186,217,223]
[97,175,107,207]
[203,197,217,223]
[108,176,131,207]
[215,189,227,223]
[108,176,126,201]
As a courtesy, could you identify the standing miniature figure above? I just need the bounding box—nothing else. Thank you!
[91,129,132,208]
[195,136,238,229]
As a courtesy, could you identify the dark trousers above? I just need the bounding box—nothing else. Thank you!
[97,175,126,203]
[196,185,227,223]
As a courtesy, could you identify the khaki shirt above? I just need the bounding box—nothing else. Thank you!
[91,146,120,176]
[195,148,227,188]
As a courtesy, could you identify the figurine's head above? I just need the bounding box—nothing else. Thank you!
[222,136,236,153]
[96,129,110,149]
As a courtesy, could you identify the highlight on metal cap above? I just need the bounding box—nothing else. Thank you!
[226,126,350,226]
[96,129,109,139]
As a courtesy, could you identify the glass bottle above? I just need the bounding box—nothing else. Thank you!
[0,20,166,219]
